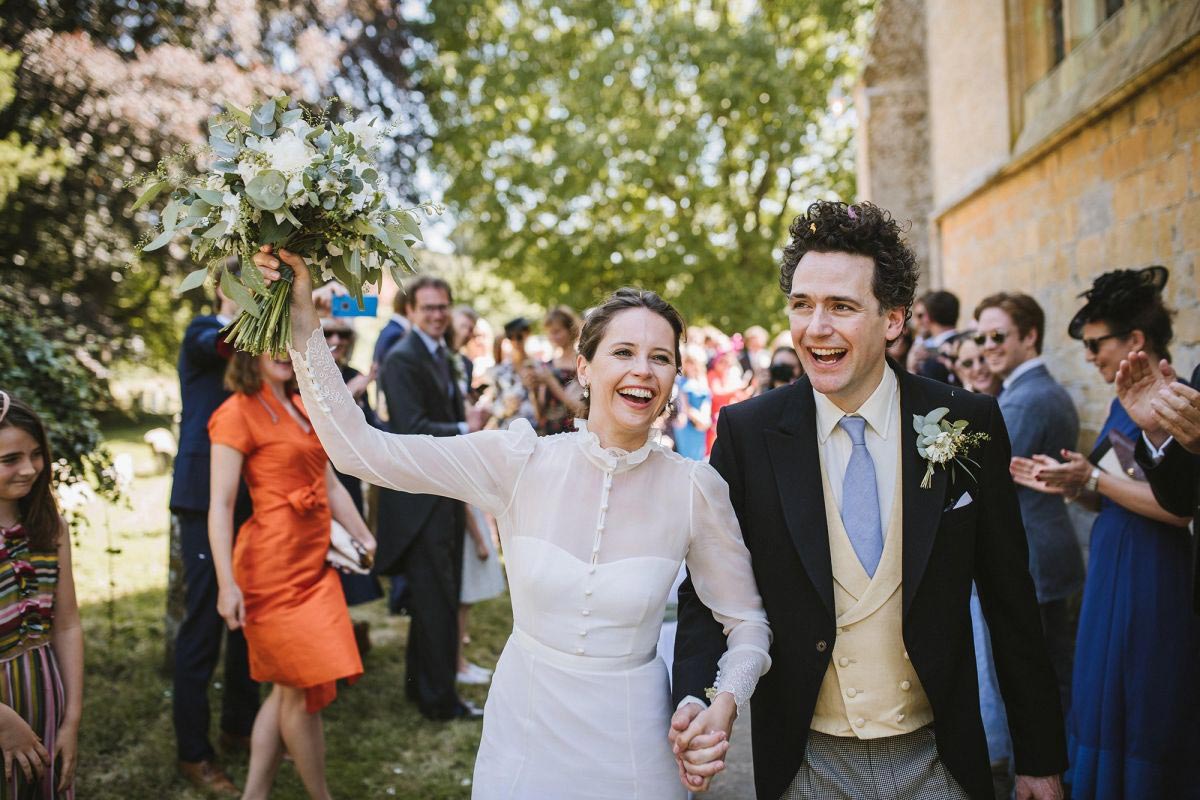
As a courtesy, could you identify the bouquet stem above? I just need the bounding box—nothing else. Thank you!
[223,265,297,357]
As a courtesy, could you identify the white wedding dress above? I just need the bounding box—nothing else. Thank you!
[290,330,771,799]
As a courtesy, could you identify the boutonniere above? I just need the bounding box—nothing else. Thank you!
[913,407,990,489]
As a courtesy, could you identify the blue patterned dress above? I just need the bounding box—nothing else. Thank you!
[1066,399,1200,799]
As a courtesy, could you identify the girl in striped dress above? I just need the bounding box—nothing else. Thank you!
[0,392,82,799]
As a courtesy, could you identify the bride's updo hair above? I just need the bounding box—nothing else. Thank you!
[576,287,686,420]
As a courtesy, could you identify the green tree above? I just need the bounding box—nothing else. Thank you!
[419,0,869,331]
[0,1,425,362]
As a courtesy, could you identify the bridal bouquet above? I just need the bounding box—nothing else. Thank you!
[134,95,438,356]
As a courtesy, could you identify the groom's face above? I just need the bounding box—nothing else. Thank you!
[788,251,905,412]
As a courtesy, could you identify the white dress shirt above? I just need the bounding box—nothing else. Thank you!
[812,367,901,533]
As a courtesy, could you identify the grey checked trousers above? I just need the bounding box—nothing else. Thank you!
[780,727,970,800]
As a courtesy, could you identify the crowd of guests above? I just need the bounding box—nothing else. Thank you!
[0,252,1195,798]
[161,263,1199,800]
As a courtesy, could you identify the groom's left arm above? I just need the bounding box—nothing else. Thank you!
[972,398,1069,777]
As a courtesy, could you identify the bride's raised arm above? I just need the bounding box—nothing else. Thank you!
[686,461,772,709]
[256,246,536,516]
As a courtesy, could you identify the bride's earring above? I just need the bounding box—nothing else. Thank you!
[581,383,590,400]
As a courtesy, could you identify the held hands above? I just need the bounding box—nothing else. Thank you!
[1015,773,1064,800]
[0,704,49,784]
[217,582,246,631]
[474,538,490,561]
[668,694,736,792]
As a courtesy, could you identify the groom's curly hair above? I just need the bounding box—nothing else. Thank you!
[779,201,919,322]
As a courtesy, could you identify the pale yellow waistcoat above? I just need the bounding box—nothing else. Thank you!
[810,444,935,738]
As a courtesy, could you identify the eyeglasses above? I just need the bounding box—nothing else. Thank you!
[416,303,450,314]
[324,329,355,341]
[1082,331,1128,355]
[971,329,1008,347]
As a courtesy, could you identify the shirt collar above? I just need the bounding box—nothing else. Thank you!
[411,325,445,356]
[216,314,232,326]
[813,365,898,445]
[391,314,410,329]
[1002,356,1044,390]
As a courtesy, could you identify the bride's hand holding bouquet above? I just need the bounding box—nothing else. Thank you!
[134,95,437,356]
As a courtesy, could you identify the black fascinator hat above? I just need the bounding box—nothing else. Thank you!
[1068,265,1169,340]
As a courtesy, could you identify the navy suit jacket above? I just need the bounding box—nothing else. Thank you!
[374,330,466,573]
[170,315,235,513]
[997,363,1086,603]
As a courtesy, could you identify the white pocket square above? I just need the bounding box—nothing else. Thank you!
[951,491,973,510]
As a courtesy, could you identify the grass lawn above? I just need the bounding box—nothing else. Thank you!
[74,421,512,798]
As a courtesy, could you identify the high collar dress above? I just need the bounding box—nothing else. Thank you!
[291,329,771,799]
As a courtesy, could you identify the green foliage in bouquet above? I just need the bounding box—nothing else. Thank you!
[0,295,119,508]
[134,96,437,356]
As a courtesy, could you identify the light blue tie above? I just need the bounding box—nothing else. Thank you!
[838,416,883,577]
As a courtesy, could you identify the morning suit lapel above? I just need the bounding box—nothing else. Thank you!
[897,365,950,617]
[765,379,835,618]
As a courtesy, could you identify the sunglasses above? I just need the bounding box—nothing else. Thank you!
[324,329,355,340]
[1082,331,1128,355]
[958,357,979,370]
[971,329,1008,347]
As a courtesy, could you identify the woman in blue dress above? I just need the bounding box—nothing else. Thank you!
[1011,266,1199,799]
[672,345,711,461]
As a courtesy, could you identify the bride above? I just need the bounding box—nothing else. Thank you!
[254,246,771,798]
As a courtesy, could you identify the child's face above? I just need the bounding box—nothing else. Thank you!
[0,426,44,503]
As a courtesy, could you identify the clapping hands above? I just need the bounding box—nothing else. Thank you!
[667,693,737,792]
[1116,351,1200,453]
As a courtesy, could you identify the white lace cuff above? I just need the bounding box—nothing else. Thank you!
[713,646,769,711]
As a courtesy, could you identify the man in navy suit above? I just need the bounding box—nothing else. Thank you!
[975,293,1085,718]
[171,277,258,795]
[376,275,487,720]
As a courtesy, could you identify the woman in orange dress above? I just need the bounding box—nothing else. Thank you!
[208,351,375,800]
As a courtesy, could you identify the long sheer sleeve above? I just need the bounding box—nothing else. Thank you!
[687,461,772,710]
[290,328,536,516]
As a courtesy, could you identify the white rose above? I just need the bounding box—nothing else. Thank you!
[344,115,378,150]
[262,131,315,176]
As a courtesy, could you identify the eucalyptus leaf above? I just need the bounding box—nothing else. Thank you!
[202,221,229,239]
[254,100,277,126]
[280,108,304,126]
[224,101,251,126]
[245,171,287,211]
[925,407,950,425]
[143,228,175,252]
[195,188,224,206]
[240,254,268,295]
[175,267,209,295]
[163,199,180,231]
[394,211,423,241]
[220,269,261,318]
[131,180,168,212]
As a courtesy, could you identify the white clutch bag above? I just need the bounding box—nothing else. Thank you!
[327,519,371,574]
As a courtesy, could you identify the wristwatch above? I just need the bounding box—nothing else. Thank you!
[1084,466,1101,493]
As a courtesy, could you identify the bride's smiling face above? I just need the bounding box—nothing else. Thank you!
[578,308,678,445]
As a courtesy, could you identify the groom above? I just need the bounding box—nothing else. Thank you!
[672,201,1066,799]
